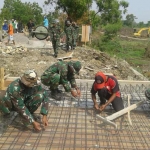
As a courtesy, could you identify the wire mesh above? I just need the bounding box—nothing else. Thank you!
[0,81,150,150]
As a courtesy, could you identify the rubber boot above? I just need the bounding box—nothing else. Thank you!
[51,89,61,101]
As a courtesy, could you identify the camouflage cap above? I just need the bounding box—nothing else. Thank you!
[72,61,81,73]
[145,88,150,100]
[23,70,38,83]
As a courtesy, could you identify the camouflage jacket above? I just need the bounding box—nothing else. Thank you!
[72,25,79,39]
[43,61,77,92]
[2,78,49,124]
[49,25,61,40]
[66,25,74,39]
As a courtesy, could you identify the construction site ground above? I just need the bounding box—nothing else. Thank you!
[0,80,150,150]
[0,32,150,149]
[0,32,150,80]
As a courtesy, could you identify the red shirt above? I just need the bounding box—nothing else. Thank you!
[91,75,121,97]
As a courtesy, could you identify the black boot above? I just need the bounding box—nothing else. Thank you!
[54,54,57,58]
[56,88,62,93]
[51,89,61,101]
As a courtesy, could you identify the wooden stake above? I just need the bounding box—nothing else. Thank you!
[0,68,4,90]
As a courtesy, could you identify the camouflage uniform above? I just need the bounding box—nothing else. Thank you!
[72,23,79,48]
[0,78,49,126]
[49,22,61,57]
[41,61,81,93]
[66,23,74,50]
[145,88,150,100]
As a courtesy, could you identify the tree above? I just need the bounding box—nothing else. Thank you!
[44,0,129,41]
[44,0,92,21]
[94,0,129,41]
[124,14,136,27]
[0,0,43,25]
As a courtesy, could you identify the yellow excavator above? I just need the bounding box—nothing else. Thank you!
[133,27,150,38]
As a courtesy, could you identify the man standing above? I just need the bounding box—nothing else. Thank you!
[43,16,49,28]
[27,19,35,38]
[72,22,79,49]
[48,20,61,58]
[41,61,81,100]
[2,20,8,38]
[6,20,15,45]
[0,70,49,131]
[91,72,124,112]
[66,21,74,51]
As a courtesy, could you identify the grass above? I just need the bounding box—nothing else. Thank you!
[100,37,149,66]
[90,36,150,77]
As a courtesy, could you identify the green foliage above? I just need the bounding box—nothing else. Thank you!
[91,36,147,68]
[44,0,92,21]
[0,0,43,26]
[94,0,128,41]
[102,22,122,41]
[89,11,101,31]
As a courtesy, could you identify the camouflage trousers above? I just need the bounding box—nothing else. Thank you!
[66,36,73,50]
[52,39,60,55]
[0,91,44,125]
[41,73,60,91]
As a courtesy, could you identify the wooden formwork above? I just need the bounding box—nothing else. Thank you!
[0,68,17,91]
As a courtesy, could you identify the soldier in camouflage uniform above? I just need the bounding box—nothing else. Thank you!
[0,70,49,131]
[72,22,79,49]
[41,61,82,100]
[48,20,61,58]
[65,21,74,51]
[145,88,150,100]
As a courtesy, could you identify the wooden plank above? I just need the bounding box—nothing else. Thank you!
[106,100,145,121]
[96,100,145,129]
[96,114,118,129]
[0,68,4,90]
[57,52,74,61]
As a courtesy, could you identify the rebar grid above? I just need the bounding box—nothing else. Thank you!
[0,82,150,150]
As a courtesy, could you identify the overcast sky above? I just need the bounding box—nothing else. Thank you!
[0,0,149,23]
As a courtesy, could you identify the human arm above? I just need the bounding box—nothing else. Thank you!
[91,94,99,110]
[42,115,48,129]
[32,121,42,131]
[99,93,116,111]
[39,87,49,128]
[70,86,81,98]
[91,83,99,109]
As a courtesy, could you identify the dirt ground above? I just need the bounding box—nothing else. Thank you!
[0,33,149,81]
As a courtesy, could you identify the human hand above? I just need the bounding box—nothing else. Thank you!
[42,115,48,129]
[71,90,78,97]
[76,88,81,97]
[94,103,99,110]
[33,121,41,131]
[99,104,106,112]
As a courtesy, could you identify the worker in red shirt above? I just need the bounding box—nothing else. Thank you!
[91,72,124,112]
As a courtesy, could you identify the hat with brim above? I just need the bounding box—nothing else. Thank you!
[21,76,37,85]
[21,70,38,85]
[95,72,106,89]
